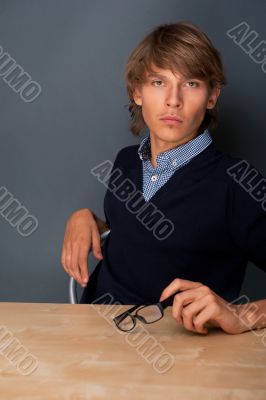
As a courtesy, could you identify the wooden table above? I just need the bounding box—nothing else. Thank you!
[0,302,265,399]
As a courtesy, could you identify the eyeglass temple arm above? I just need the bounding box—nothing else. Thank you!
[114,291,180,322]
[159,290,180,309]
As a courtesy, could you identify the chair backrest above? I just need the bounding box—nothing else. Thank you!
[69,229,111,304]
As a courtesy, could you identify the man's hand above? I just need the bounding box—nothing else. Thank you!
[159,278,252,335]
[61,208,103,288]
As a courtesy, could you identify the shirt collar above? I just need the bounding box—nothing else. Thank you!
[137,129,212,170]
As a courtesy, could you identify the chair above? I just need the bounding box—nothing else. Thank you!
[69,229,111,304]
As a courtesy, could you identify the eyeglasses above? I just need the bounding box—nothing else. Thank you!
[113,291,179,332]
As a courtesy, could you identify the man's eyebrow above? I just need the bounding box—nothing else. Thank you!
[147,73,168,79]
[146,72,201,81]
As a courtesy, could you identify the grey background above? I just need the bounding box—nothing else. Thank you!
[0,0,265,303]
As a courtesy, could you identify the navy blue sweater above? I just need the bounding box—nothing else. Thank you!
[80,142,266,305]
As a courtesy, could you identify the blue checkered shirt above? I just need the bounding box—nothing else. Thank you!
[138,129,213,201]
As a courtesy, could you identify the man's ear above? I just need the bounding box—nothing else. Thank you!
[207,85,221,109]
[133,86,143,106]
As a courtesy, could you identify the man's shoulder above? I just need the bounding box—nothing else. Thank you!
[114,144,139,166]
[215,146,264,177]
[211,145,266,196]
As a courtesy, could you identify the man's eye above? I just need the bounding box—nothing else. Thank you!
[151,80,163,87]
[186,81,199,88]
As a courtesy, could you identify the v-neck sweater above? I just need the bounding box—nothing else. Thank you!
[80,142,266,305]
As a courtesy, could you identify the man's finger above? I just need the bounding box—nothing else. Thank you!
[64,242,72,274]
[171,289,198,324]
[70,243,82,283]
[61,246,67,272]
[192,303,218,334]
[159,278,202,302]
[78,243,90,286]
[91,230,103,260]
[180,295,210,333]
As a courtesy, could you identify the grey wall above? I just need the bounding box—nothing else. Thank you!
[0,0,265,303]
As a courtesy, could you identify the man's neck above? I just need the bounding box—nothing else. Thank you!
[150,131,198,168]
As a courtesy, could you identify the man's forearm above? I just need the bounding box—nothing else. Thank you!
[91,211,109,234]
[237,299,266,331]
[251,300,266,329]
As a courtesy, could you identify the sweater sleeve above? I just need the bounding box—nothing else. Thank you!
[227,166,266,272]
[103,147,128,229]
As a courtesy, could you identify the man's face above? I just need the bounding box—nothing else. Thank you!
[133,65,220,147]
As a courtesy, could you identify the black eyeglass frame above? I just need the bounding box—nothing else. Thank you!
[113,291,179,332]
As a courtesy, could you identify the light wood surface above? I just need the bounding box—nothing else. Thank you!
[0,302,265,400]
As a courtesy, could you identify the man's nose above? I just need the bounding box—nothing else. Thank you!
[166,86,183,107]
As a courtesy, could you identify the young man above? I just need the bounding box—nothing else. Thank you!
[61,22,266,335]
